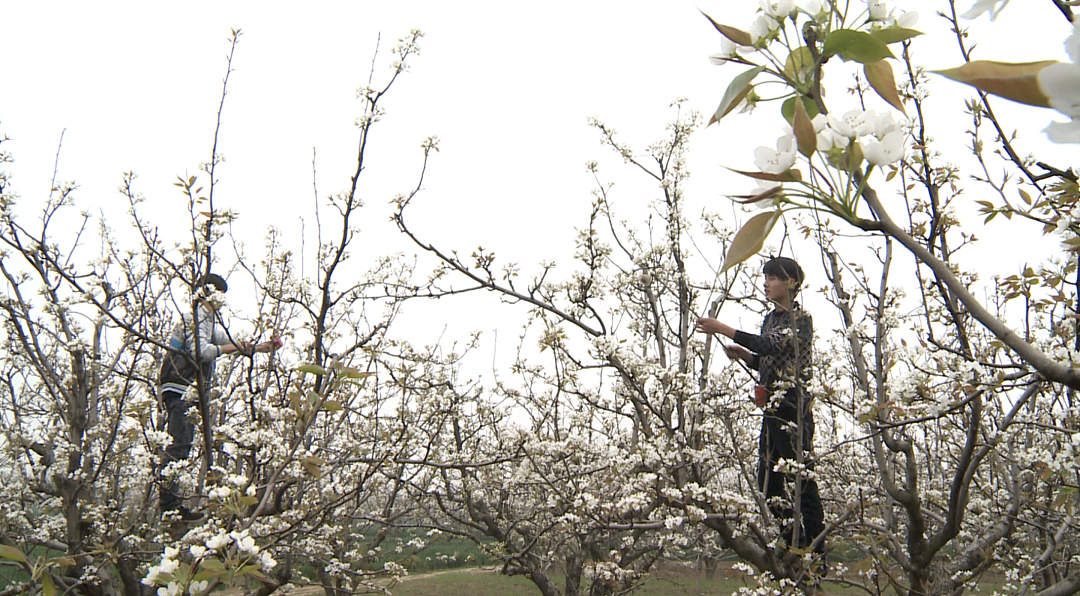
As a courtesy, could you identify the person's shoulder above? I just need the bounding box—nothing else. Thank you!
[792,303,813,322]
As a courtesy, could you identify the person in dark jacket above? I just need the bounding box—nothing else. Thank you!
[695,257,824,558]
[157,273,279,521]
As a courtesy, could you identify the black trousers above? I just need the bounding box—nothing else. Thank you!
[159,388,193,511]
[758,413,825,552]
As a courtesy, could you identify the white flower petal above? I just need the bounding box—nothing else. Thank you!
[961,0,1010,20]
[863,130,906,165]
[1038,63,1080,118]
[898,11,919,27]
[1045,119,1080,143]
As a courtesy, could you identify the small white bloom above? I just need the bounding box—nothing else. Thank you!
[750,14,780,43]
[818,128,850,151]
[260,551,278,569]
[235,534,258,554]
[863,130,906,164]
[205,533,229,550]
[189,545,207,559]
[897,10,919,27]
[867,0,888,20]
[826,114,855,138]
[843,110,878,137]
[873,111,904,138]
[754,134,797,173]
[158,558,179,575]
[761,0,795,18]
[190,580,209,594]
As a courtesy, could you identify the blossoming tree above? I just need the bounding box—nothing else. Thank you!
[0,29,442,596]
[392,1,1080,596]
[701,0,1080,595]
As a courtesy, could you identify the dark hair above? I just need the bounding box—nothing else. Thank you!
[763,257,804,288]
[197,273,228,294]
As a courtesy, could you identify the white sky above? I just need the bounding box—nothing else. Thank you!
[3,1,1079,354]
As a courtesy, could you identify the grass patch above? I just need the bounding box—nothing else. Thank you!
[389,565,759,596]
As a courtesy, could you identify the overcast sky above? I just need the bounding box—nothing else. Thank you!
[3,1,1079,351]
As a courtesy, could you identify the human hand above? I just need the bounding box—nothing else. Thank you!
[255,336,282,353]
[723,344,752,362]
[695,317,723,335]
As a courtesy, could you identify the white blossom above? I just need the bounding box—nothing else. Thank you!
[760,0,795,19]
[867,0,888,20]
[205,533,229,550]
[753,133,797,173]
[749,14,780,44]
[1034,24,1080,142]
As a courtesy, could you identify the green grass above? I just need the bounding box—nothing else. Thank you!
[388,566,756,596]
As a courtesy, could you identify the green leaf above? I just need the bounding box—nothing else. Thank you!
[200,559,226,571]
[870,27,923,45]
[781,95,820,126]
[296,364,328,376]
[239,565,272,582]
[41,573,56,596]
[710,65,766,126]
[0,545,27,563]
[822,29,894,64]
[322,400,343,412]
[933,60,1055,108]
[700,11,752,46]
[49,557,77,567]
[784,46,816,84]
[194,566,227,581]
[864,60,906,114]
[721,210,780,273]
[301,455,325,478]
[339,367,375,380]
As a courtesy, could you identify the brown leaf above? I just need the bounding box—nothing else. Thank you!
[865,60,907,115]
[700,11,753,46]
[933,60,1056,108]
[722,210,780,273]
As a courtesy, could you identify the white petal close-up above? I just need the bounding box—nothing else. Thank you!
[818,128,851,151]
[760,0,795,19]
[867,0,888,21]
[754,134,797,173]
[1037,24,1080,143]
[863,130,906,165]
[749,14,779,43]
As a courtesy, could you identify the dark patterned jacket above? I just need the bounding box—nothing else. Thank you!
[733,303,813,421]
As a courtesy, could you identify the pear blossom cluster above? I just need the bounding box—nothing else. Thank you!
[866,0,919,28]
[751,110,908,183]
[815,109,909,165]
